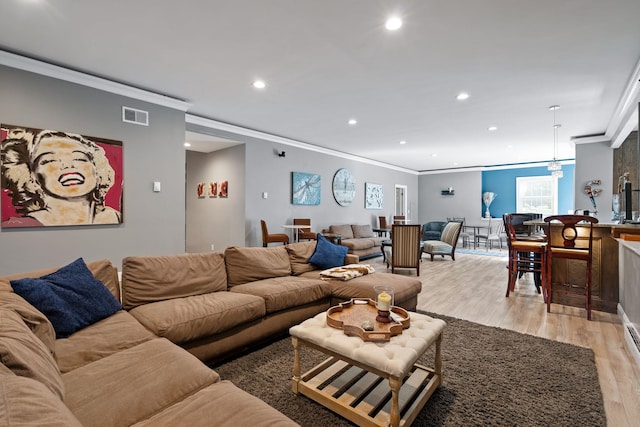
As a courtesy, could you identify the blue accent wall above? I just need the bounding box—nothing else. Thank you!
[481,164,575,217]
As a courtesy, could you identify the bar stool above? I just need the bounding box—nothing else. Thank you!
[504,214,548,299]
[543,215,598,320]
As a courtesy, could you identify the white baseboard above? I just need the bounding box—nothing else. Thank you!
[618,303,640,368]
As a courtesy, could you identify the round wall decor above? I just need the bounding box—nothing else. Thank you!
[332,168,356,206]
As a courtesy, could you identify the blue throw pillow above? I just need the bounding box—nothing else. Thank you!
[11,258,122,338]
[309,234,348,270]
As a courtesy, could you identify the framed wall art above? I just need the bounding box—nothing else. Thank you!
[365,182,383,209]
[197,182,206,198]
[208,181,217,197]
[219,181,228,198]
[292,172,321,205]
[1,124,124,228]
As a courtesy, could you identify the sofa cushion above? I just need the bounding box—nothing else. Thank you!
[0,259,120,301]
[329,224,354,239]
[286,241,318,275]
[10,258,122,338]
[225,246,291,287]
[299,271,422,306]
[340,238,375,251]
[130,380,298,427]
[230,277,330,313]
[0,308,64,400]
[309,234,348,269]
[0,374,82,427]
[352,224,374,238]
[63,338,220,427]
[55,310,155,373]
[121,252,228,310]
[423,241,453,254]
[0,290,56,356]
[128,292,266,344]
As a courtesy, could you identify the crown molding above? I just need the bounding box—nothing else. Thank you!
[605,56,640,148]
[186,114,419,175]
[0,50,192,112]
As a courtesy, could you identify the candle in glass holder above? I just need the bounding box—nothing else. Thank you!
[377,292,392,311]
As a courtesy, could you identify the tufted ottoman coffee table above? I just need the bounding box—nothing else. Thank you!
[290,311,446,427]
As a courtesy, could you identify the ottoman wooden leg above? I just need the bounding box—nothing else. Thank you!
[291,337,300,394]
[389,375,402,427]
[435,333,443,386]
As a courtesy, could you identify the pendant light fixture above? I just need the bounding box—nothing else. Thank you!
[547,105,563,178]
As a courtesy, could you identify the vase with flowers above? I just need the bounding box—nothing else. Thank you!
[483,192,497,218]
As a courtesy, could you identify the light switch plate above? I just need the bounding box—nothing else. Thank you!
[153,182,161,192]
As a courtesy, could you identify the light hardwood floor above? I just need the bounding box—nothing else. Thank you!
[367,250,640,427]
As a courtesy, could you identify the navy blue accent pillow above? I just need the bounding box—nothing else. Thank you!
[309,233,348,270]
[11,258,122,338]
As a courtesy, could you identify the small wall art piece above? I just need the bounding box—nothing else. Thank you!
[208,181,217,197]
[292,172,321,205]
[365,182,383,209]
[1,124,123,228]
[197,182,206,198]
[219,181,228,198]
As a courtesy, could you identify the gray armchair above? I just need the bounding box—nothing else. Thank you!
[422,221,447,241]
[423,221,463,261]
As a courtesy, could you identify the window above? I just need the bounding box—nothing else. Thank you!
[516,176,557,215]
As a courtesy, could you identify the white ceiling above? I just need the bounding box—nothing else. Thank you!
[1,0,639,172]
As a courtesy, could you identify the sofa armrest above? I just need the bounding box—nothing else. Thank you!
[345,254,359,264]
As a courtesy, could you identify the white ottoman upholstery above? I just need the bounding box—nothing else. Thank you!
[290,311,445,378]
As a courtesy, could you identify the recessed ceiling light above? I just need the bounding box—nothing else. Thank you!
[252,80,266,89]
[488,126,497,131]
[348,118,357,125]
[456,92,469,101]
[399,140,407,145]
[385,16,403,31]
[184,142,191,147]
[431,153,437,157]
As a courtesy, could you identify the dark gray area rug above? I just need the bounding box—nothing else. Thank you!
[212,312,606,426]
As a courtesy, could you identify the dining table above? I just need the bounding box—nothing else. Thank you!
[281,224,309,243]
[462,224,491,249]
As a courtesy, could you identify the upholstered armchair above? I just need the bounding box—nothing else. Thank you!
[260,220,290,247]
[422,221,447,241]
[383,224,423,275]
[422,221,462,261]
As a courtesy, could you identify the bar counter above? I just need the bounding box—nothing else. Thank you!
[525,221,640,313]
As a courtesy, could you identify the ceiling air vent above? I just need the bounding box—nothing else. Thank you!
[122,106,149,126]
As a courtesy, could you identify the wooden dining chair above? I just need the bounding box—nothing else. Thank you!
[543,214,598,320]
[260,220,289,247]
[378,216,388,230]
[293,218,316,241]
[393,215,406,224]
[504,214,547,299]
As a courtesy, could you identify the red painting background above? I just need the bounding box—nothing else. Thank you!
[0,126,124,225]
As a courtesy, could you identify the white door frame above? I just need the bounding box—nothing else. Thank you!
[395,184,407,218]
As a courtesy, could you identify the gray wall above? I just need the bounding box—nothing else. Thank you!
[0,66,186,274]
[575,142,614,222]
[418,170,483,226]
[186,145,246,252]
[187,128,419,248]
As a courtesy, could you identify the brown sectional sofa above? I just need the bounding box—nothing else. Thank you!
[0,241,421,426]
[122,241,421,362]
[323,224,387,259]
[0,260,296,427]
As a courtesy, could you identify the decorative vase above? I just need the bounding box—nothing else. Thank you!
[483,192,497,218]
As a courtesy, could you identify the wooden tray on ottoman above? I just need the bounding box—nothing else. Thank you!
[326,298,410,342]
